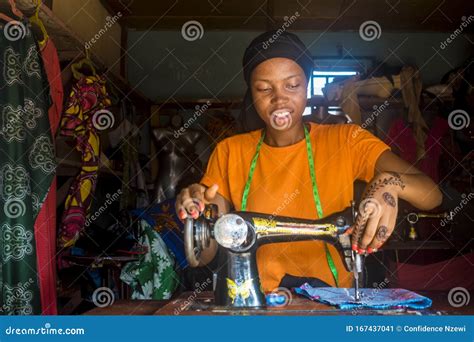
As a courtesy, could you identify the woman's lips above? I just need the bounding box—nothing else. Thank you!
[270,108,293,129]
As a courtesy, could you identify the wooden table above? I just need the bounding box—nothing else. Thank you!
[85,290,473,315]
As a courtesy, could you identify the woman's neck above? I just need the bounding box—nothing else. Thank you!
[264,123,307,147]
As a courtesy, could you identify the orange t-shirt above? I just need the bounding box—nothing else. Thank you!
[200,122,390,292]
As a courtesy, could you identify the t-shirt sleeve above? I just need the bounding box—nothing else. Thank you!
[200,140,232,202]
[345,124,391,182]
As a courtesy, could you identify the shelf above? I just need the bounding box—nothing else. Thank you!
[153,98,243,110]
[382,240,453,250]
[308,95,405,111]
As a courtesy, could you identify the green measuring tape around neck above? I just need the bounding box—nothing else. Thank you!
[240,124,339,287]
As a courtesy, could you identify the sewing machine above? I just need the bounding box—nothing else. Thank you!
[184,203,364,308]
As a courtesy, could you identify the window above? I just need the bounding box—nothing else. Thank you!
[309,71,358,97]
[304,71,358,116]
[303,57,374,116]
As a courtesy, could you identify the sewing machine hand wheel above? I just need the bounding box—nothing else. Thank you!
[184,204,218,267]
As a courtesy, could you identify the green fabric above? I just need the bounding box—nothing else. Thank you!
[120,220,178,299]
[0,22,55,314]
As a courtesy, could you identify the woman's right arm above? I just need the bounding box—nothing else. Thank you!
[175,183,231,220]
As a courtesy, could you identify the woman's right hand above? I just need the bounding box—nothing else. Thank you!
[175,183,220,221]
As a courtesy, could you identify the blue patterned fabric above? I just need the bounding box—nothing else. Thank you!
[295,283,432,310]
[131,199,187,268]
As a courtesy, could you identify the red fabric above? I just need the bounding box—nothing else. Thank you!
[385,116,450,183]
[35,39,63,315]
[389,252,474,291]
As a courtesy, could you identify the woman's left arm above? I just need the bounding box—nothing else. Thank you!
[350,150,443,254]
[374,150,443,210]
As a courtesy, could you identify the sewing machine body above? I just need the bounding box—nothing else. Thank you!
[185,205,362,308]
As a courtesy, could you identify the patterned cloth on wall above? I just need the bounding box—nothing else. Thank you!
[0,22,56,315]
[58,75,111,248]
[120,220,178,300]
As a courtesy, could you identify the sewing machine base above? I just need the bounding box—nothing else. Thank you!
[154,291,438,316]
[83,290,473,315]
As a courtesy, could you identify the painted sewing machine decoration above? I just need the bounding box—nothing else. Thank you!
[184,203,364,308]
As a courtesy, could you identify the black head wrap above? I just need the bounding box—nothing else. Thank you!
[238,30,313,132]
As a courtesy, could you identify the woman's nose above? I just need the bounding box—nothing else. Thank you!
[270,88,289,104]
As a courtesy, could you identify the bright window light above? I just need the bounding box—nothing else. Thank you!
[303,106,312,116]
[307,70,358,97]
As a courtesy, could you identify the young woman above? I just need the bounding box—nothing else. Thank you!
[175,31,442,292]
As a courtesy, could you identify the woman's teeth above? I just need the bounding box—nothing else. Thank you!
[270,110,292,129]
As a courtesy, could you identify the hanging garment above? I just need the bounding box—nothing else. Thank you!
[0,23,55,315]
[295,283,432,310]
[386,116,450,183]
[399,66,429,161]
[58,75,111,248]
[120,220,178,299]
[389,252,474,291]
[34,37,63,315]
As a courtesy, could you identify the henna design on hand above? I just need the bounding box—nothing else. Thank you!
[376,225,388,242]
[353,173,402,248]
[382,192,396,207]
[352,211,370,245]
[386,171,405,190]
[363,172,405,199]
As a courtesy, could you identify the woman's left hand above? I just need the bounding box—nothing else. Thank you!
[350,171,405,254]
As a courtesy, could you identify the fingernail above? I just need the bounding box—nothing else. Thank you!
[199,202,205,211]
[352,244,358,251]
[192,212,199,219]
[357,248,365,254]
[372,248,378,253]
[367,247,373,254]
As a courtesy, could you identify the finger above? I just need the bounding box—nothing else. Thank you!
[351,210,369,250]
[181,188,200,218]
[204,184,219,202]
[373,209,397,251]
[175,191,182,213]
[177,207,187,221]
[351,197,377,248]
[189,184,206,212]
[358,212,381,253]
[367,208,390,251]
[175,192,187,221]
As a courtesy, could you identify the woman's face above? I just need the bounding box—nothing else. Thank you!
[250,57,308,131]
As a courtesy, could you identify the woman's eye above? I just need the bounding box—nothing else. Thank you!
[288,84,300,89]
[258,88,271,92]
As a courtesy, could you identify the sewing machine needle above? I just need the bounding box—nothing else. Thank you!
[354,269,360,302]
[352,251,361,302]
